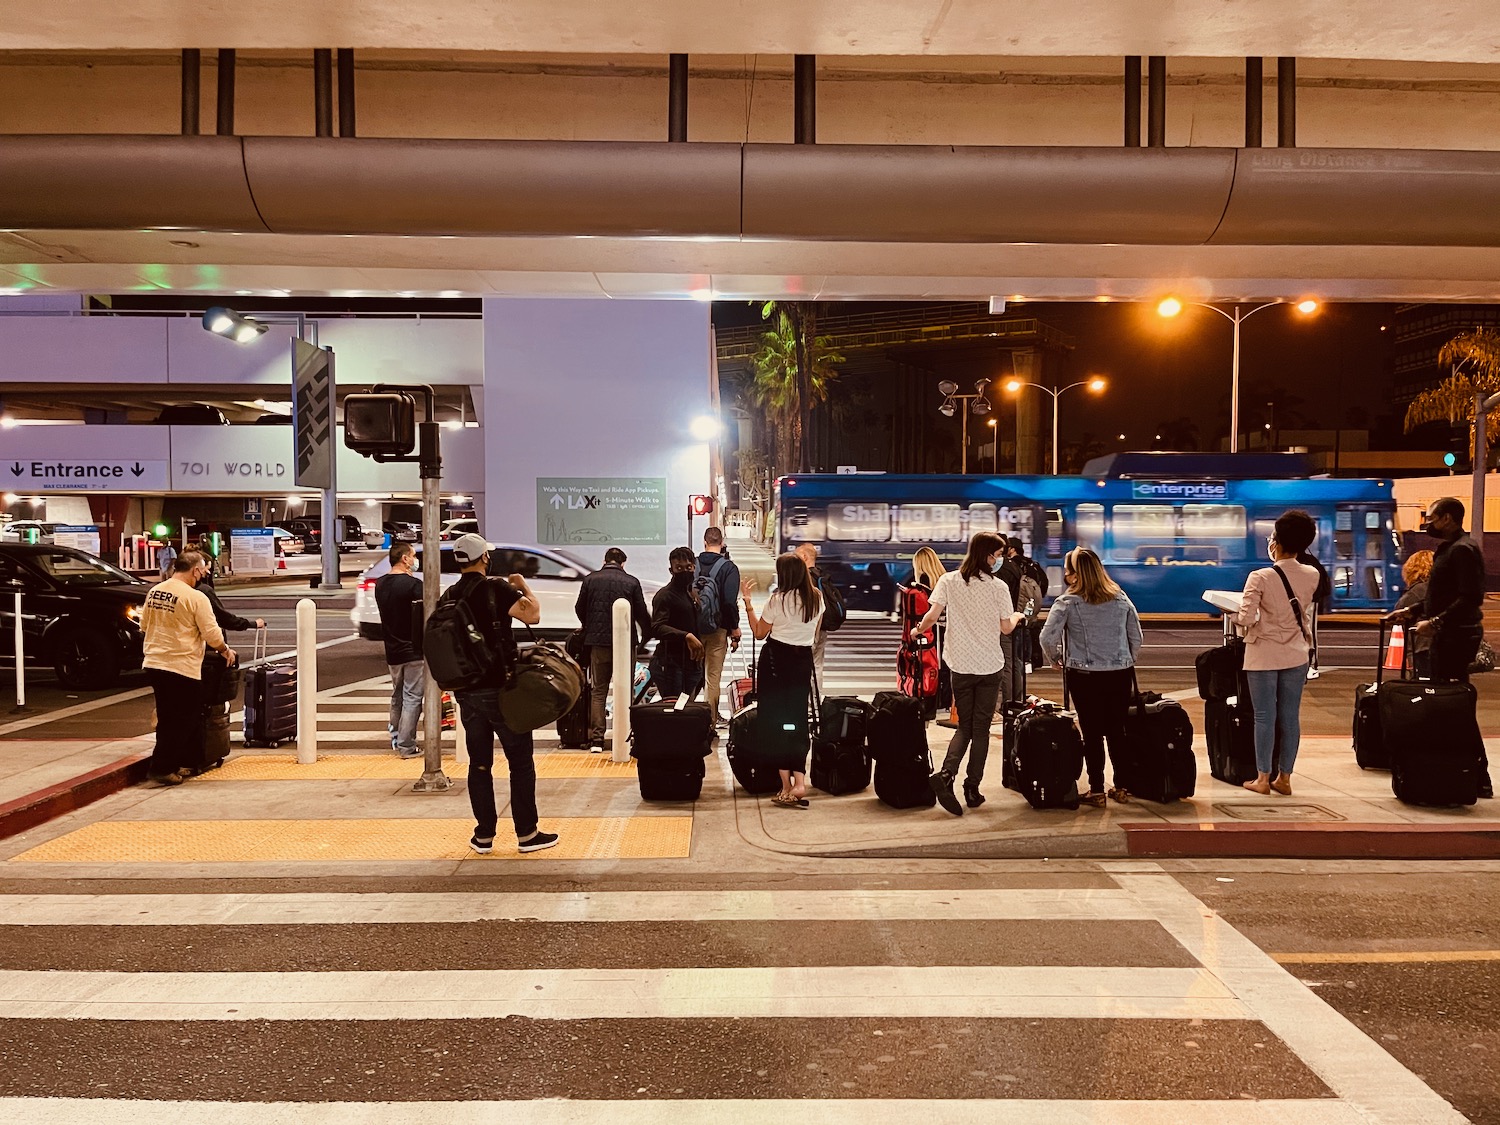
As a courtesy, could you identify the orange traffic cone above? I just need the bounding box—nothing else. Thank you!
[277,556,287,570]
[1384,625,1405,671]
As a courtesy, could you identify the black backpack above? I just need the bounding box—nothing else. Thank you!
[423,583,507,691]
[817,575,847,633]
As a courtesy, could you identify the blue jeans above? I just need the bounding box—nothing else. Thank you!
[387,660,425,754]
[455,689,538,841]
[1246,664,1307,776]
[649,650,704,702]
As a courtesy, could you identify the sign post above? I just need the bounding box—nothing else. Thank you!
[293,338,339,589]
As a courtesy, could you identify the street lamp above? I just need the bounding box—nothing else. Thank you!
[936,379,992,474]
[987,418,999,473]
[1005,377,1107,475]
[1156,296,1320,453]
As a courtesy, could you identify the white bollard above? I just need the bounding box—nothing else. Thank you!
[611,597,632,763]
[295,597,317,764]
[12,589,25,711]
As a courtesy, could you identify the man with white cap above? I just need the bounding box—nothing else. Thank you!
[446,533,559,855]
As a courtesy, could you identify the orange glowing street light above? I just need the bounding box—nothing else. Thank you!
[1006,376,1108,475]
[1156,296,1320,452]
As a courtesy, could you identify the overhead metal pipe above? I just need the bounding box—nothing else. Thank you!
[668,53,688,142]
[180,49,200,136]
[1123,57,1141,147]
[1245,57,1263,148]
[794,55,816,144]
[1147,56,1166,146]
[337,49,356,137]
[313,49,333,138]
[1278,57,1297,147]
[215,49,236,136]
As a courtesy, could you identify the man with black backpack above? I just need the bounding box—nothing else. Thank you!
[795,542,846,695]
[438,534,559,856]
[696,527,743,727]
[652,546,707,700]
[1008,537,1050,670]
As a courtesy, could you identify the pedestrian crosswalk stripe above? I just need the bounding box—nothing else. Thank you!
[0,887,1151,926]
[0,1099,1379,1125]
[0,964,1247,1021]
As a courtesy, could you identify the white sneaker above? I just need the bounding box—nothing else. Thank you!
[1306,667,1321,680]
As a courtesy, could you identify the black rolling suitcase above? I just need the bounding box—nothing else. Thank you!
[869,691,935,809]
[1009,703,1084,810]
[1352,618,1408,771]
[555,633,591,749]
[1204,695,1283,786]
[1119,684,1196,803]
[812,696,873,795]
[630,691,714,801]
[243,628,297,748]
[725,703,782,795]
[1383,677,1482,807]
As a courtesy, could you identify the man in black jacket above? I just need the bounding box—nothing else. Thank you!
[993,539,1026,717]
[650,547,705,700]
[447,534,559,855]
[374,542,425,758]
[575,547,653,751]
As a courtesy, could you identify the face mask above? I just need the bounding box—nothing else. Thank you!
[671,570,694,590]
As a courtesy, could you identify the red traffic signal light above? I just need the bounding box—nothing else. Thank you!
[689,494,715,516]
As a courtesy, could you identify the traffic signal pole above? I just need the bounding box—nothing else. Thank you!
[413,404,448,793]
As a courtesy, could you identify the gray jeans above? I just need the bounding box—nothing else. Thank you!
[387,659,425,754]
[942,670,1003,787]
[997,631,1024,714]
[588,646,615,744]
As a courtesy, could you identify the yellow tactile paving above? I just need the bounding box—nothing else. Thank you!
[9,816,692,863]
[198,753,638,781]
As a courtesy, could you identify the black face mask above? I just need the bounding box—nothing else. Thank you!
[670,571,694,590]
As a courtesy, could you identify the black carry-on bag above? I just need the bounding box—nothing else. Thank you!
[1352,617,1407,771]
[869,691,936,809]
[630,688,715,801]
[1008,700,1084,810]
[1201,615,1278,785]
[186,650,240,775]
[1383,674,1482,807]
[812,696,873,796]
[243,627,297,748]
[725,702,783,795]
[555,632,591,749]
[1118,671,1197,804]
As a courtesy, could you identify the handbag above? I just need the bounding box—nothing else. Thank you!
[497,624,585,733]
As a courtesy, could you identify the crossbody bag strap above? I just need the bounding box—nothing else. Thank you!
[1272,566,1312,645]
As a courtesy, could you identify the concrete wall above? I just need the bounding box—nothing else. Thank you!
[482,298,711,577]
[3,53,1500,150]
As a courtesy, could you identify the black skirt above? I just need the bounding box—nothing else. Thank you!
[756,637,815,771]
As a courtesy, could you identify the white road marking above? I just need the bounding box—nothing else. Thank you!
[0,965,1244,1021]
[0,888,1152,926]
[0,1100,1374,1125]
[1115,873,1467,1125]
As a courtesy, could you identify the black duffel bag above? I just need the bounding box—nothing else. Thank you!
[497,626,585,733]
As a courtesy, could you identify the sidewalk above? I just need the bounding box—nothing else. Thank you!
[2,680,1497,864]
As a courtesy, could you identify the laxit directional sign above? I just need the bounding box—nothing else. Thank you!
[536,477,667,546]
[7,458,170,491]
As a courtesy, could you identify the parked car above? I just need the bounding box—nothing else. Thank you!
[351,542,655,641]
[0,543,149,689]
[281,518,323,553]
[0,521,60,544]
[439,518,480,541]
[383,521,420,542]
[154,404,230,425]
[267,527,304,555]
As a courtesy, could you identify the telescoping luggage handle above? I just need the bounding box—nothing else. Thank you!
[251,623,268,664]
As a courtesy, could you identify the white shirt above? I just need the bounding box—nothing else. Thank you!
[759,590,823,648]
[928,569,1013,676]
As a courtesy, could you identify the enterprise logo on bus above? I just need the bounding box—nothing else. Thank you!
[1130,480,1228,501]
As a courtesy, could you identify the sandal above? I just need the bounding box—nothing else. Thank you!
[1107,787,1131,803]
[771,794,808,809]
[1081,791,1107,808]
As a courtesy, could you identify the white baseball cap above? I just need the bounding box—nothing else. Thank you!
[451,533,489,566]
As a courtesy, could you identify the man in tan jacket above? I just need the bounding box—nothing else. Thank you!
[141,549,237,785]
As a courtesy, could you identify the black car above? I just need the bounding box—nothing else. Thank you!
[0,543,149,689]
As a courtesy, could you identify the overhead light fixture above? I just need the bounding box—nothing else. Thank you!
[937,380,959,397]
[1296,298,1320,315]
[972,398,991,415]
[202,305,268,344]
[0,415,16,429]
[938,402,956,418]
[1157,297,1184,318]
[1088,378,1107,392]
[988,297,1007,315]
[690,415,724,441]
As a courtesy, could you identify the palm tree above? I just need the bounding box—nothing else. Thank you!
[748,301,844,474]
[1405,328,1500,463]
[1154,415,1201,451]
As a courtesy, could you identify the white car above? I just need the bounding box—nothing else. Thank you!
[267,526,304,555]
[0,520,59,544]
[439,517,480,541]
[351,542,657,641]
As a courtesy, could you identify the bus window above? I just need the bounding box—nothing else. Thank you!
[1044,508,1064,559]
[1334,565,1354,596]
[895,504,965,542]
[1075,503,1104,550]
[965,503,999,536]
[1181,505,1246,538]
[825,503,887,542]
[1365,511,1385,560]
[1109,505,1175,564]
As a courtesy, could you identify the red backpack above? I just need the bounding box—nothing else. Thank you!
[897,585,940,699]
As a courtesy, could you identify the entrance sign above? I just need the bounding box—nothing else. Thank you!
[232,528,277,575]
[292,339,334,489]
[6,459,169,492]
[536,477,667,546]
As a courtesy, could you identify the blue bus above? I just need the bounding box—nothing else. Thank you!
[774,454,1403,615]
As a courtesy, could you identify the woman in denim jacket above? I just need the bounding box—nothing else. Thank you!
[1039,547,1143,807]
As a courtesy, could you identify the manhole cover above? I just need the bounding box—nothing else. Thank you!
[1212,803,1345,822]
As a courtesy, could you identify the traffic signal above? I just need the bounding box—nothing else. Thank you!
[152,522,170,539]
[344,392,416,457]
[1444,452,1458,469]
[689,494,714,516]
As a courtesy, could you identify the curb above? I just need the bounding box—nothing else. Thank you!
[0,753,151,842]
[1122,820,1500,860]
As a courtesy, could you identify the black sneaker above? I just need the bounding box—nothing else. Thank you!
[518,830,560,854]
[468,836,494,855]
[964,781,986,809]
[929,770,963,816]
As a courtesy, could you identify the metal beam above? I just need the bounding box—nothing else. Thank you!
[1147,56,1166,146]
[337,49,356,137]
[1278,57,1297,147]
[215,49,235,136]
[794,55,816,144]
[668,53,688,142]
[1245,57,1263,147]
[1123,57,1141,147]
[313,49,333,138]
[180,49,200,136]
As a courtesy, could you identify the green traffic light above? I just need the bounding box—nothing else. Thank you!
[153,523,170,538]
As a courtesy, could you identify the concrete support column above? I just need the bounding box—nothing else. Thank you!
[1013,350,1043,474]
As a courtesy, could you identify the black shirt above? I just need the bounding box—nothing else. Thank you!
[447,571,523,689]
[651,580,701,662]
[1425,532,1486,630]
[375,570,424,665]
[995,558,1022,604]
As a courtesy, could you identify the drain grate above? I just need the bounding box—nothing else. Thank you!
[1212,802,1345,823]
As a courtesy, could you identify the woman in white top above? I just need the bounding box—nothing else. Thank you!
[915,532,1026,816]
[742,553,823,808]
[1236,509,1321,796]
